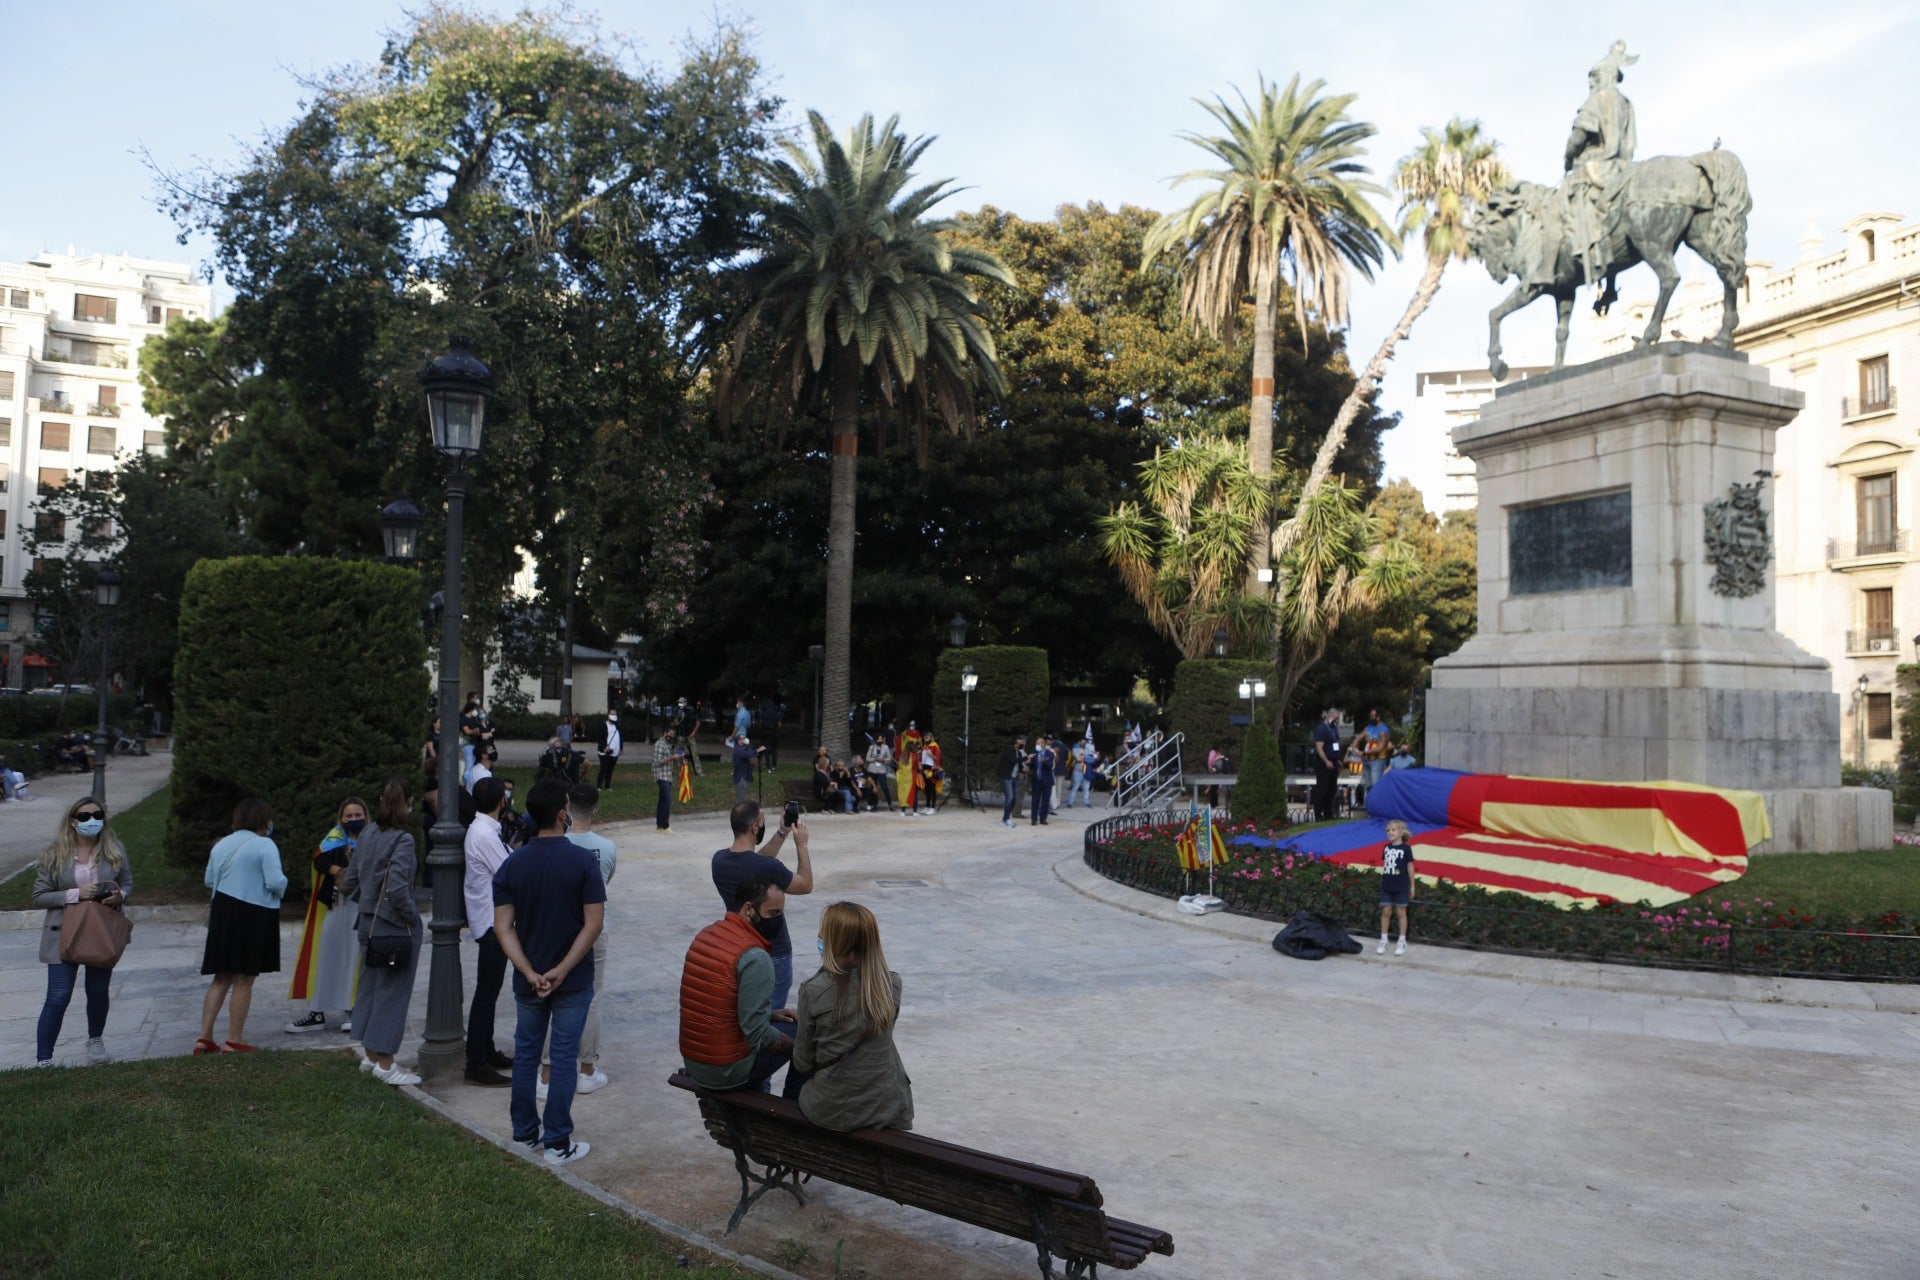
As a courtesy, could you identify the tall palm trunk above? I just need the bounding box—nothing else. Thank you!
[1246,259,1277,593]
[1272,250,1449,563]
[821,346,861,759]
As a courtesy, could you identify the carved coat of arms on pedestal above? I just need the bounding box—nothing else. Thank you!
[1704,475,1770,598]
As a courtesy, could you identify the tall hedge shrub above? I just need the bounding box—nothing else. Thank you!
[167,558,428,882]
[1232,727,1289,826]
[930,647,1049,772]
[1167,658,1271,761]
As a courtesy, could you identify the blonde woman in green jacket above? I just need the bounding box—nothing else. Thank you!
[791,902,913,1132]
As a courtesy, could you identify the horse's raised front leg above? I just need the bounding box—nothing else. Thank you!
[1487,283,1542,381]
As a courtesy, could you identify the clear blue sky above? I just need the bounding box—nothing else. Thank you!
[5,0,1915,502]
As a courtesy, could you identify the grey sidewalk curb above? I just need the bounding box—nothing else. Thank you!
[401,1082,806,1280]
[0,902,209,930]
[1053,851,1920,1016]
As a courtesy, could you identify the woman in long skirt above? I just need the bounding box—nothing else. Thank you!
[341,777,421,1086]
[285,797,367,1034]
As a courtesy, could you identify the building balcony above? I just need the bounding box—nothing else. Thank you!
[84,402,120,418]
[33,395,74,417]
[37,345,127,370]
[1842,387,1897,421]
[1827,529,1909,568]
[1846,628,1902,657]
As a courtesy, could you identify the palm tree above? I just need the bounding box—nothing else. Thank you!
[1099,435,1279,659]
[1272,118,1507,560]
[727,111,1013,758]
[1141,74,1393,583]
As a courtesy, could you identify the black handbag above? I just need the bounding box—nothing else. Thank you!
[361,850,411,970]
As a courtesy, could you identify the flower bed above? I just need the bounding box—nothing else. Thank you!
[1086,813,1920,982]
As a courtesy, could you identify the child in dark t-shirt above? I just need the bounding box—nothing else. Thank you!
[1377,819,1415,956]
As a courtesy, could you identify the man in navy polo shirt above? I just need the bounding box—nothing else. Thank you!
[711,799,813,1015]
[493,777,605,1167]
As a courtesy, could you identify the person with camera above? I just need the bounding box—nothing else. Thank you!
[711,799,813,1017]
[31,797,133,1065]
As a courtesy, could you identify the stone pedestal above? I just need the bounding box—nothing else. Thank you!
[1428,343,1890,852]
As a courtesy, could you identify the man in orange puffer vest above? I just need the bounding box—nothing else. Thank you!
[679,880,795,1093]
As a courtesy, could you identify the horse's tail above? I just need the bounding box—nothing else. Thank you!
[1692,150,1751,283]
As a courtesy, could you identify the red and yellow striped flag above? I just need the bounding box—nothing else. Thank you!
[1175,816,1230,871]
[676,759,693,804]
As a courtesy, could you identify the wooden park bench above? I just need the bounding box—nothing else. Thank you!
[668,1071,1173,1279]
[778,777,822,814]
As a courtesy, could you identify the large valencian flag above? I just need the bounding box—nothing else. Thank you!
[1242,768,1771,909]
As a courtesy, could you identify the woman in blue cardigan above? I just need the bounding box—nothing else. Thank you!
[195,797,288,1053]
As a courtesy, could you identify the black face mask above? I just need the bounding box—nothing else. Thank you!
[343,819,367,836]
[750,910,782,941]
[752,822,766,844]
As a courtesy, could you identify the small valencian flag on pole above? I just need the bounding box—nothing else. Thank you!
[1175,815,1206,871]
[676,759,693,804]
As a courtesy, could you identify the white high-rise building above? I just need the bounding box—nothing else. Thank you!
[1408,365,1550,511]
[1594,212,1920,767]
[0,251,212,688]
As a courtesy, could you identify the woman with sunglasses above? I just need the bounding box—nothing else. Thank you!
[195,797,288,1054]
[30,797,133,1065]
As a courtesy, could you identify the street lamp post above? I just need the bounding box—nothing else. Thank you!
[960,665,978,809]
[1237,677,1267,738]
[1855,672,1870,767]
[380,496,423,565]
[90,569,120,803]
[417,337,493,1084]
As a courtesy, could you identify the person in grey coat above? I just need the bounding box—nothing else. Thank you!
[341,777,422,1086]
[791,901,913,1132]
[32,796,133,1066]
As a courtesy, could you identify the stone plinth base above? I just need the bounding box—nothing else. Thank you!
[1752,788,1893,854]
[1425,684,1840,792]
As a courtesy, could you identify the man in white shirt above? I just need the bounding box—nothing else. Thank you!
[463,777,514,1086]
[467,748,495,792]
[596,711,623,790]
[540,782,620,1100]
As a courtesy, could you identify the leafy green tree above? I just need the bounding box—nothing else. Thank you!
[724,111,1013,758]
[1142,75,1393,582]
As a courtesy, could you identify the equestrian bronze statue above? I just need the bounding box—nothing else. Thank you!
[1469,42,1752,380]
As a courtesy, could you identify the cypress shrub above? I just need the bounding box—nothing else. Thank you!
[1166,658,1271,761]
[930,647,1049,771]
[167,558,427,881]
[1233,725,1289,826]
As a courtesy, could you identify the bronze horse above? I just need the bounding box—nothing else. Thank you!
[1468,150,1751,380]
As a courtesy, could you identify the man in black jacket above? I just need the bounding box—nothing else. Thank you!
[995,735,1028,828]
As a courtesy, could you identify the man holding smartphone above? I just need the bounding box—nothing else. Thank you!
[710,799,813,1017]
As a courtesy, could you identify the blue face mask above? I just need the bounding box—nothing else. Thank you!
[264,823,274,838]
[73,817,104,839]
[815,937,825,955]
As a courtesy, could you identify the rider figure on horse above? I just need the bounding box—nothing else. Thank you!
[1562,41,1638,292]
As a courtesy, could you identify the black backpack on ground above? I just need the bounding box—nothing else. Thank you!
[1272,910,1364,961]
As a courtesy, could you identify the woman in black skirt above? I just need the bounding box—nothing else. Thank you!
[196,797,288,1053]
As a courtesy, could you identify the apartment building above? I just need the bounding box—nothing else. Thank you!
[0,251,211,688]
[1595,212,1920,766]
[1407,364,1550,512]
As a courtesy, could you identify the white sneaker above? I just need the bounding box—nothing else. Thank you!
[356,1049,375,1073]
[543,1139,590,1167]
[536,1078,550,1101]
[373,1062,421,1087]
[86,1037,110,1065]
[340,1019,352,1034]
[1395,939,1408,956]
[577,1067,610,1095]
[1376,938,1388,954]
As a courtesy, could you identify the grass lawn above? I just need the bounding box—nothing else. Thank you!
[0,1051,752,1280]
[1717,848,1920,922]
[0,783,189,911]
[493,758,819,827]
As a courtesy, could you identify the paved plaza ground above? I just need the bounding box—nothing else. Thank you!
[5,793,1917,1279]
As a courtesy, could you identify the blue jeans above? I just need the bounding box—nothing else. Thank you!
[771,951,794,1017]
[511,986,592,1149]
[1067,774,1091,806]
[38,962,110,1061]
[461,742,476,773]
[1001,778,1018,821]
[655,779,672,830]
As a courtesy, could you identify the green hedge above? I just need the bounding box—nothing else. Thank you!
[167,558,428,882]
[1897,665,1920,811]
[930,647,1049,769]
[1166,658,1270,761]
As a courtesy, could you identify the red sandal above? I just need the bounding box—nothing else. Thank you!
[193,1038,222,1055]
[225,1041,258,1053]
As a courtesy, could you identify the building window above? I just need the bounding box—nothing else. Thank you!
[143,430,163,454]
[40,422,69,452]
[1857,473,1896,555]
[0,418,10,447]
[37,467,65,496]
[540,667,561,700]
[147,305,160,325]
[1867,692,1894,740]
[1862,587,1894,651]
[87,425,115,455]
[95,385,115,407]
[1860,356,1892,414]
[72,293,117,324]
[0,371,13,400]
[0,463,11,494]
[167,307,184,322]
[34,513,64,543]
[7,289,25,309]
[82,516,114,544]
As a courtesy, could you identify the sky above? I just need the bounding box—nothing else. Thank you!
[5,0,1917,507]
